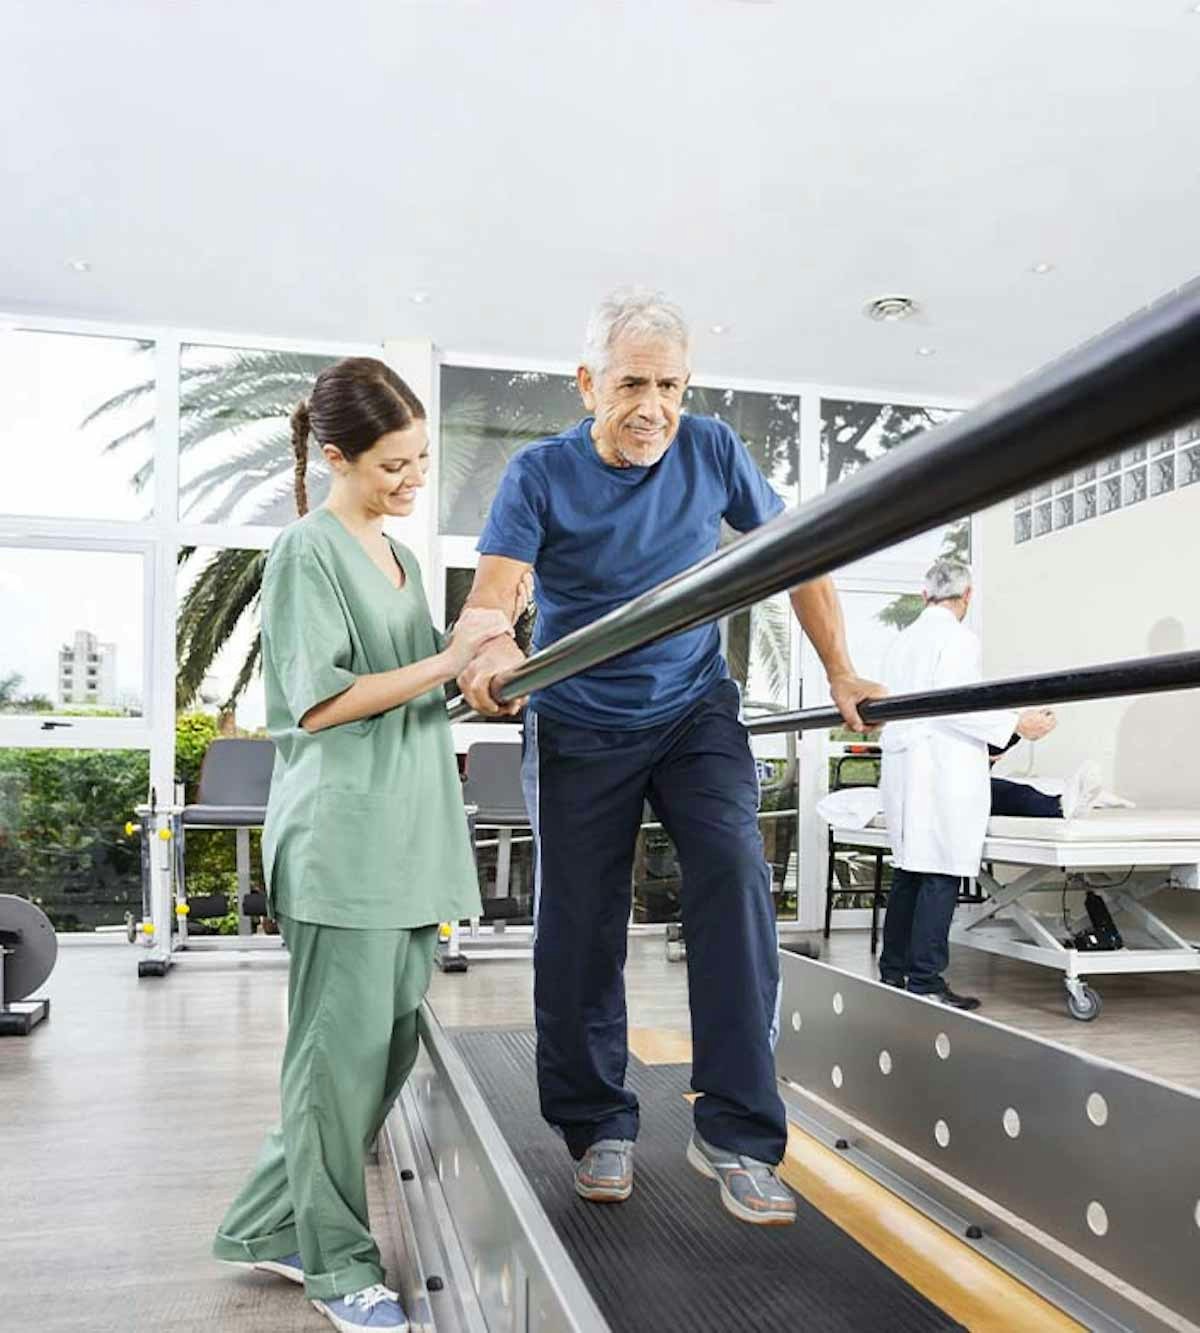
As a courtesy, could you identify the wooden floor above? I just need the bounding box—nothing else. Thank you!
[1,911,1197,1332]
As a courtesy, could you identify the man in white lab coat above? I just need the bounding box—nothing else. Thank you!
[878,559,1042,1009]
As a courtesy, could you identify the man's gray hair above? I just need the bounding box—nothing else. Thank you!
[582,287,690,378]
[923,558,973,602]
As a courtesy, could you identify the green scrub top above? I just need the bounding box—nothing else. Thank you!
[259,508,481,929]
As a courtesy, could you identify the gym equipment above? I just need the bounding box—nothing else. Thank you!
[407,282,1200,1328]
[133,738,279,978]
[384,958,1200,1331]
[0,894,56,1036]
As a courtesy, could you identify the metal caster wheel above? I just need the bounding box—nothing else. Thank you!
[665,923,686,963]
[1066,984,1102,1022]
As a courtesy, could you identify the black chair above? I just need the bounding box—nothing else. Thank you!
[823,755,888,953]
[176,739,275,930]
[461,742,530,923]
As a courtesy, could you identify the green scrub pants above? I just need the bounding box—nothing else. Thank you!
[213,916,438,1300]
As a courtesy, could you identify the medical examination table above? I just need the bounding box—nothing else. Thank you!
[826,808,1200,1020]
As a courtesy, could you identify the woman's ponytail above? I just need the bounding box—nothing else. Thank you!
[291,399,312,517]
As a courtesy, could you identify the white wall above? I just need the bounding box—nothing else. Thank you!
[979,485,1200,807]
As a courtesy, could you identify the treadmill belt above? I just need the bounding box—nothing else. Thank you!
[455,1030,965,1333]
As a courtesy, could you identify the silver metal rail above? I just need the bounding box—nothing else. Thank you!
[384,1003,610,1333]
[776,951,1200,1331]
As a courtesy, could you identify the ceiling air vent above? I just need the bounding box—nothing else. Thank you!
[864,295,919,322]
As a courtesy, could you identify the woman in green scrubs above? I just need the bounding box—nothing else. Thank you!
[213,357,516,1333]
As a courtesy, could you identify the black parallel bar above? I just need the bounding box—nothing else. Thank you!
[744,650,1200,735]
[446,278,1200,721]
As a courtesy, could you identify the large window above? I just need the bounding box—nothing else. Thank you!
[439,367,581,536]
[0,545,146,719]
[0,323,381,933]
[820,398,967,568]
[439,364,800,536]
[178,344,339,525]
[0,330,155,521]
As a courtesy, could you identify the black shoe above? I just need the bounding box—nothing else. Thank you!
[880,975,906,989]
[937,987,981,1011]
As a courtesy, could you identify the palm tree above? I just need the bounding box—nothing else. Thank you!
[438,384,570,536]
[87,348,337,710]
[821,400,954,489]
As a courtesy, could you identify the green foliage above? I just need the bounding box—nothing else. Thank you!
[175,713,219,795]
[176,547,267,710]
[0,746,149,930]
[0,716,264,932]
[876,594,925,631]
[0,672,55,715]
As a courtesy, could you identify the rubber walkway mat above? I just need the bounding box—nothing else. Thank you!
[454,1030,965,1333]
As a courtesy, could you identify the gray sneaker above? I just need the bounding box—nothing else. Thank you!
[687,1132,797,1226]
[574,1138,634,1203]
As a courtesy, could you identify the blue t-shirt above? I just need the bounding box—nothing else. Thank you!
[477,414,785,728]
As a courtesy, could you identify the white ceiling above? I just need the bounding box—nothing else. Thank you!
[3,0,1198,399]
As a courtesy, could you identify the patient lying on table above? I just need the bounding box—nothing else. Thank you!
[989,708,1104,821]
[817,707,1119,830]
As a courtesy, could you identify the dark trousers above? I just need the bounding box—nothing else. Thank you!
[522,679,786,1165]
[879,868,961,994]
[991,777,1062,818]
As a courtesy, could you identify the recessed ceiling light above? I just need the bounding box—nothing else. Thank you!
[710,323,729,335]
[409,291,430,305]
[1031,261,1055,274]
[916,346,936,357]
[864,295,919,322]
[66,259,91,273]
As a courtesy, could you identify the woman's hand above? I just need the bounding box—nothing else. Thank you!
[444,608,514,676]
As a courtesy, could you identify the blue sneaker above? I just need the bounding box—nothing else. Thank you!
[313,1284,408,1332]
[252,1252,303,1284]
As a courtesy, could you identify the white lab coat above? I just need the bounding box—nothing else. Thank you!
[879,606,1017,876]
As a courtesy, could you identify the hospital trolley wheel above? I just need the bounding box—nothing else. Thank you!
[138,959,169,979]
[124,912,137,944]
[1066,984,1102,1022]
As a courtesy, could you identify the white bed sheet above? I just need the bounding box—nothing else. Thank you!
[857,808,1200,843]
[985,808,1200,843]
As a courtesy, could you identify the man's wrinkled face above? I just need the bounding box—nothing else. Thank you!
[578,335,690,469]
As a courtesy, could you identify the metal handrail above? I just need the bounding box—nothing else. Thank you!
[744,650,1200,735]
[449,278,1200,720]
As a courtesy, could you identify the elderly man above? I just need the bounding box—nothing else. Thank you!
[878,558,1047,1009]
[457,289,881,1225]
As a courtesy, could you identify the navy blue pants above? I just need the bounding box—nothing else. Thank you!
[990,777,1062,818]
[522,679,786,1165]
[879,868,960,994]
